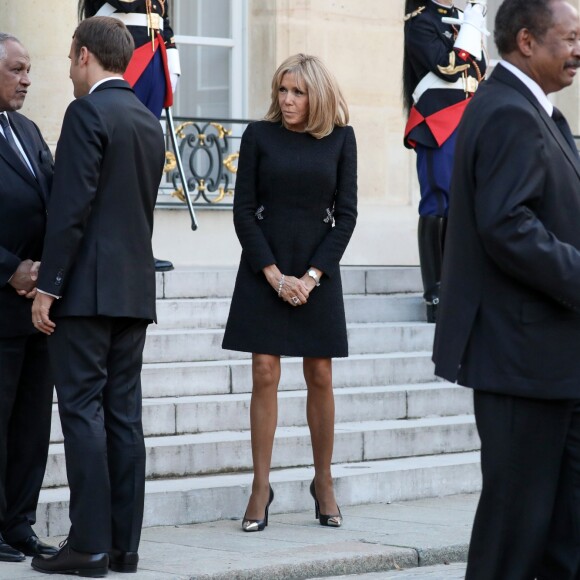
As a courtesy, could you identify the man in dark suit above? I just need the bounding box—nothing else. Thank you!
[433,0,580,578]
[30,16,165,577]
[0,33,58,563]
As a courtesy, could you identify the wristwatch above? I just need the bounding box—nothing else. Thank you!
[307,269,321,286]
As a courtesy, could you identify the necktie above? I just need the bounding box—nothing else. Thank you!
[0,113,33,173]
[552,107,579,158]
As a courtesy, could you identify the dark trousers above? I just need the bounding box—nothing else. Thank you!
[0,332,53,542]
[48,316,148,554]
[466,390,580,580]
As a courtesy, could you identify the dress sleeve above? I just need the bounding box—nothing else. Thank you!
[309,126,358,278]
[232,123,277,272]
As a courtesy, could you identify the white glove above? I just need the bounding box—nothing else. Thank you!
[170,72,180,93]
[166,48,181,94]
[442,1,489,61]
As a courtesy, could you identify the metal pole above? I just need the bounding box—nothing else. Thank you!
[165,106,198,231]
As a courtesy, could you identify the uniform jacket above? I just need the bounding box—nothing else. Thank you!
[433,64,580,399]
[37,79,165,321]
[86,0,176,49]
[404,1,486,148]
[0,112,53,337]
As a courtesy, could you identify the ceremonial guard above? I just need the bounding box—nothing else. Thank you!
[79,0,181,272]
[403,0,487,321]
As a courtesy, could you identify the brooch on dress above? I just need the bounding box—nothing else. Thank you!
[323,207,335,225]
[255,205,265,220]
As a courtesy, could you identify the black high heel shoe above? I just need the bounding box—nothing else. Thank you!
[242,485,274,532]
[310,479,342,527]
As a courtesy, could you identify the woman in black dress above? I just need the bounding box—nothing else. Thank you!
[222,53,357,532]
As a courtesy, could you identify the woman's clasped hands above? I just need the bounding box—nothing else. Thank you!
[263,264,315,307]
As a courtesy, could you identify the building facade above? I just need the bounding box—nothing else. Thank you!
[2,0,580,267]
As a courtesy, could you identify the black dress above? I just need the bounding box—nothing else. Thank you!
[222,121,357,358]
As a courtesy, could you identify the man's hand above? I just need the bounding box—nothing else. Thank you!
[9,259,40,297]
[31,292,56,335]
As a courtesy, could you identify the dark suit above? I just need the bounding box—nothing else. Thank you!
[433,64,580,579]
[37,79,165,553]
[0,111,54,542]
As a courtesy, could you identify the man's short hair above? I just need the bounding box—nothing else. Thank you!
[0,33,21,61]
[72,16,134,73]
[494,0,555,56]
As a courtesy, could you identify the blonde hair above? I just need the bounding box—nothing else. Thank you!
[264,53,349,139]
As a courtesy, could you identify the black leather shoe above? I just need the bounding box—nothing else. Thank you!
[109,549,138,573]
[8,534,58,557]
[31,541,108,577]
[0,538,25,562]
[154,258,174,272]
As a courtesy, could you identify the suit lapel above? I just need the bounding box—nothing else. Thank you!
[5,113,48,201]
[492,65,580,180]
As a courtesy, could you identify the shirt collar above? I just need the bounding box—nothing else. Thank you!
[498,60,554,117]
[89,76,124,94]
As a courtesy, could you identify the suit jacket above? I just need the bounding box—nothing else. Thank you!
[0,112,53,337]
[433,64,580,399]
[37,79,165,321]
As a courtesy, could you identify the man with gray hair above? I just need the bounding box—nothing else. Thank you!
[0,33,57,562]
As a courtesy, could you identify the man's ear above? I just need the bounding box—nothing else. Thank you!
[516,28,535,57]
[78,45,90,65]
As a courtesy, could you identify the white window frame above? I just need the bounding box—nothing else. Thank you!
[173,0,247,119]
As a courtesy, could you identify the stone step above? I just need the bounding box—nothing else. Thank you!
[154,292,426,330]
[156,266,423,300]
[140,352,437,398]
[49,382,473,442]
[143,321,435,363]
[36,451,481,537]
[43,415,478,488]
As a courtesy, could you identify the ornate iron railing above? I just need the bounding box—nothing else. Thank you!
[158,116,253,210]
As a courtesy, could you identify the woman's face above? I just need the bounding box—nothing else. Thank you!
[278,71,309,132]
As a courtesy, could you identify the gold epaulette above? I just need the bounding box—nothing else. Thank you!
[404,6,426,21]
[437,51,470,75]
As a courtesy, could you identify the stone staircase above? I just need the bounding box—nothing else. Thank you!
[36,266,481,537]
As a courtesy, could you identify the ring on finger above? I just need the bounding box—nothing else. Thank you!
[292,296,299,305]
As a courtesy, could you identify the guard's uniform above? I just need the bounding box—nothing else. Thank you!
[83,0,181,119]
[402,0,487,322]
[404,0,486,217]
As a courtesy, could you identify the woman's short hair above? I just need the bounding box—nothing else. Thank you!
[264,53,349,139]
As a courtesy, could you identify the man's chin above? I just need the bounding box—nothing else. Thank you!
[9,99,25,111]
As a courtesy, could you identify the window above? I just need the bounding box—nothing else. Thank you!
[485,0,502,64]
[170,0,247,119]
[159,1,248,208]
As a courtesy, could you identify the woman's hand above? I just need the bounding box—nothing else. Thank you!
[280,276,309,306]
[262,264,309,306]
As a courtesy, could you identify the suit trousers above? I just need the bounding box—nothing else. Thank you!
[48,316,148,554]
[0,332,52,542]
[466,390,580,580]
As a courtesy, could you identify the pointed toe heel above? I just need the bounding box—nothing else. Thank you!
[242,485,274,532]
[310,479,342,527]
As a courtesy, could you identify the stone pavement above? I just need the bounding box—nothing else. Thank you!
[320,563,467,579]
[0,493,477,579]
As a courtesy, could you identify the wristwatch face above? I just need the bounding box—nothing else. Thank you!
[308,269,320,285]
